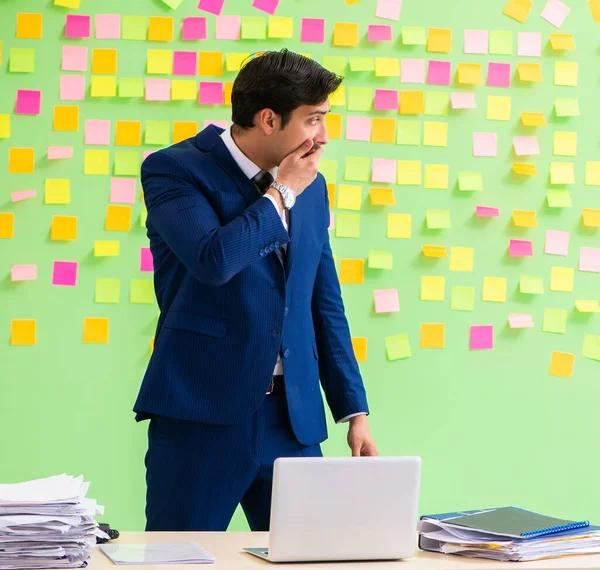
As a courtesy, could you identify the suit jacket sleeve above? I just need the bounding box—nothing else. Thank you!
[311,176,370,422]
[141,149,289,287]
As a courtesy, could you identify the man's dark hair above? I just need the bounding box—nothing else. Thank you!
[231,49,342,132]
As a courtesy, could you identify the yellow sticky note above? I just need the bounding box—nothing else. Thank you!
[554,62,578,86]
[482,277,507,302]
[385,334,411,361]
[397,161,421,185]
[399,91,424,115]
[371,118,396,144]
[517,63,542,82]
[54,0,80,7]
[449,247,474,272]
[50,215,77,241]
[84,150,110,175]
[92,48,118,74]
[268,16,293,38]
[351,337,368,362]
[424,164,448,189]
[83,317,110,344]
[576,300,600,313]
[337,185,362,211]
[333,22,359,47]
[53,106,79,131]
[521,112,546,127]
[422,245,447,258]
[44,179,70,204]
[585,162,600,186]
[325,114,342,139]
[0,213,15,239]
[549,351,574,378]
[369,188,395,206]
[172,80,197,101]
[583,208,600,228]
[553,132,577,157]
[198,52,223,76]
[503,0,532,23]
[116,121,142,146]
[329,85,346,107]
[487,95,511,121]
[105,205,132,232]
[339,259,364,284]
[427,28,452,53]
[420,323,445,348]
[550,162,575,185]
[0,114,10,138]
[147,49,173,74]
[387,213,411,239]
[426,209,451,229]
[423,122,448,147]
[512,210,538,227]
[91,75,117,97]
[457,63,482,85]
[590,0,600,23]
[94,240,120,257]
[550,266,574,292]
[226,53,250,72]
[375,58,400,77]
[16,13,43,39]
[512,163,538,176]
[9,148,34,173]
[421,276,445,301]
[148,16,174,42]
[549,34,575,50]
[10,320,36,346]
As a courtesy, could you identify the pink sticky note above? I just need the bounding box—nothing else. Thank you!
[346,116,371,141]
[401,59,425,84]
[473,132,497,157]
[476,206,499,217]
[487,62,511,87]
[451,92,476,109]
[203,119,229,129]
[173,51,198,76]
[61,46,88,72]
[140,247,154,272]
[541,0,570,28]
[301,18,325,43]
[182,17,207,40]
[95,14,121,40]
[470,325,493,350]
[252,0,280,15]
[52,261,78,287]
[508,314,534,329]
[464,29,488,54]
[11,265,37,281]
[48,147,73,160]
[60,75,86,101]
[579,247,600,273]
[427,60,452,86]
[199,82,224,105]
[110,178,136,204]
[513,136,540,156]
[16,90,41,115]
[197,0,225,15]
[368,25,393,42]
[509,239,533,257]
[545,229,569,256]
[374,89,398,110]
[373,289,400,314]
[376,0,402,21]
[143,150,156,160]
[215,15,241,40]
[65,15,91,39]
[85,120,111,145]
[11,190,37,203]
[518,32,542,57]
[372,158,397,183]
[329,212,335,230]
[145,79,171,101]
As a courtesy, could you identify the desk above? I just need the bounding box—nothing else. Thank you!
[90,532,600,570]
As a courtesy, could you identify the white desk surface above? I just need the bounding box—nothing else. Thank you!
[90,532,600,570]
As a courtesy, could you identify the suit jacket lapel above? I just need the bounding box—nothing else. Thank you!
[285,194,304,282]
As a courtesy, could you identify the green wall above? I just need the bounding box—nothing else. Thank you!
[1,0,599,532]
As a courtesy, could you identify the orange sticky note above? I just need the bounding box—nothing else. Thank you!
[399,91,425,115]
[173,121,198,143]
[549,351,574,378]
[83,317,110,344]
[0,212,15,238]
[148,16,174,41]
[327,184,336,206]
[371,118,396,143]
[53,105,79,131]
[91,48,117,74]
[198,52,223,76]
[422,245,447,258]
[333,22,359,47]
[369,188,395,206]
[16,13,43,39]
[325,113,342,139]
[512,163,538,176]
[50,215,77,241]
[503,0,532,23]
[589,0,600,23]
[10,319,36,345]
[339,259,364,284]
[427,28,452,53]
[115,121,142,146]
[9,148,34,173]
[105,205,132,232]
[420,323,445,348]
[351,337,368,362]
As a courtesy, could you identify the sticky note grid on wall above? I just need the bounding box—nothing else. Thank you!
[2,0,600,380]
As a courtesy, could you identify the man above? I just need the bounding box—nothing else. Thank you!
[133,49,377,533]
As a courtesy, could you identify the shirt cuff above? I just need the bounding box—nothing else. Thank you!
[336,412,368,424]
[262,195,286,228]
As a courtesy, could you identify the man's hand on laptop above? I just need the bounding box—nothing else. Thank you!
[347,415,378,457]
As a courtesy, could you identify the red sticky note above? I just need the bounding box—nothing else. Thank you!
[198,82,224,105]
[374,89,398,110]
[95,14,121,40]
[427,60,451,86]
[487,62,511,87]
[65,15,91,39]
[301,18,325,43]
[140,247,154,272]
[61,45,88,71]
[60,75,85,101]
[470,325,494,350]
[16,89,41,115]
[110,178,136,204]
[52,261,78,286]
[252,0,280,15]
[509,239,533,257]
[476,206,499,217]
[368,25,393,42]
[173,51,198,76]
[197,0,225,15]
[182,17,207,40]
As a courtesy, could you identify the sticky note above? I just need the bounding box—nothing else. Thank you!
[335,214,360,238]
[371,118,396,144]
[489,30,513,54]
[512,210,537,228]
[400,59,425,84]
[451,92,476,109]
[375,57,400,78]
[0,115,10,138]
[339,259,364,284]
[333,22,359,47]
[95,278,121,304]
[54,0,80,8]
[122,15,148,40]
[476,206,499,217]
[368,25,392,42]
[487,95,511,121]
[427,28,451,53]
[96,14,121,39]
[301,18,325,43]
[396,121,421,145]
[241,16,266,39]
[368,250,393,269]
[0,213,15,239]
[512,164,537,176]
[549,266,574,292]
[84,150,110,175]
[450,247,473,272]
[464,29,488,54]
[399,91,424,115]
[53,105,79,132]
[424,164,449,189]
[553,132,577,156]
[457,63,482,85]
[114,151,140,176]
[9,148,34,173]
[374,89,398,111]
[325,114,342,139]
[397,161,421,185]
[10,48,36,73]
[182,17,207,40]
[320,160,338,183]
[510,239,533,257]
[372,158,396,184]
[543,308,568,334]
[482,277,506,302]
[555,98,579,117]
[348,87,372,112]
[513,136,540,156]
[422,245,446,258]
[213,15,240,40]
[50,215,77,241]
[65,15,91,38]
[520,275,544,294]
[252,0,280,15]
[16,89,41,115]
[52,260,78,286]
[226,52,250,73]
[83,317,110,343]
[387,213,411,239]
[369,188,395,206]
[547,189,572,208]
[470,325,493,350]
[110,178,136,204]
[94,240,120,257]
[173,122,198,143]
[554,62,578,86]
[459,172,483,191]
[503,0,532,23]
[11,190,36,203]
[91,48,117,75]
[48,146,73,160]
[147,50,173,74]
[337,185,363,211]
[420,324,444,349]
[349,56,374,72]
[583,208,600,228]
[145,121,170,146]
[373,289,399,313]
[130,279,155,304]
[580,247,600,273]
[161,0,183,9]
[451,286,475,311]
[402,26,426,45]
[518,32,541,56]
[115,121,141,146]
[590,0,600,23]
[473,132,497,157]
[583,335,600,361]
[576,301,600,313]
[11,265,37,281]
[586,162,600,186]
[172,80,197,101]
[344,156,370,182]
[16,12,43,39]
[44,179,70,204]
[487,62,511,87]
[59,75,85,101]
[508,313,534,328]
[427,60,451,86]
[376,0,402,20]
[550,162,575,184]
[91,76,117,97]
[541,0,570,27]
[420,276,445,301]
[148,16,174,41]
[385,334,411,361]
[549,351,574,377]
[351,338,368,363]
[145,79,170,101]
[265,15,292,38]
[520,112,546,126]
[10,320,36,346]
[518,63,543,82]
[545,230,569,256]
[85,119,110,145]
[198,0,225,15]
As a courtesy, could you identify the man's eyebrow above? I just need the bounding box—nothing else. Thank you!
[308,109,329,116]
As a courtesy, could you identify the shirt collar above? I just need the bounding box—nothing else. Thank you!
[220,126,278,180]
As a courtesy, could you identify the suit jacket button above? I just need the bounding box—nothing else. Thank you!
[283,349,290,358]
[259,249,265,256]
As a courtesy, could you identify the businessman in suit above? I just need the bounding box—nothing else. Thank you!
[134,49,377,532]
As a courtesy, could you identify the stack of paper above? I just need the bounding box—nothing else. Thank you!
[0,474,108,569]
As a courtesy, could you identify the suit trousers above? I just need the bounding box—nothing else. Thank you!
[144,383,323,531]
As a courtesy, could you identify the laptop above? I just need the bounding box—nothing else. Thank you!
[243,456,421,562]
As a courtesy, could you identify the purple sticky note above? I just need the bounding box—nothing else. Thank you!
[110,178,136,204]
[368,25,393,42]
[85,119,111,145]
[545,229,569,256]
[215,15,241,40]
[182,17,207,40]
[451,92,476,109]
[473,132,497,157]
[373,289,400,314]
[464,29,488,54]
[376,0,402,21]
[199,82,224,105]
[374,89,398,110]
[476,206,499,217]
[48,147,73,159]
[15,89,41,115]
[197,0,225,15]
[65,15,91,39]
[60,75,85,101]
[52,261,78,287]
[372,158,397,183]
[470,325,494,350]
[508,314,534,329]
[541,0,570,28]
[11,265,37,281]
[252,0,280,15]
[140,247,154,272]
[11,190,37,202]
[487,62,511,87]
[145,79,171,101]
[579,247,600,273]
[173,51,198,76]
[401,59,425,84]
[95,14,120,40]
[513,136,540,156]
[61,45,88,72]
[427,60,452,86]
[346,116,371,141]
[301,18,325,43]
[518,32,542,57]
[509,239,534,257]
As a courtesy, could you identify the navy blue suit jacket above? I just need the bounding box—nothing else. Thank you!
[133,125,369,446]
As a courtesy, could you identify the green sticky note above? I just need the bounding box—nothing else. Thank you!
[451,286,475,311]
[319,160,337,183]
[161,0,183,8]
[241,16,267,39]
[583,334,600,361]
[401,26,426,45]
[344,156,370,182]
[122,15,148,40]
[520,275,544,295]
[145,121,171,146]
[9,48,35,73]
[140,206,148,228]
[322,56,347,76]
[385,334,412,361]
[543,308,567,334]
[547,189,572,208]
[335,213,360,238]
[425,91,449,116]
[397,122,421,146]
[426,209,451,229]
[368,250,393,270]
[348,87,373,112]
[555,98,580,117]
[349,57,375,72]
[130,278,155,304]
[489,30,513,55]
[458,171,483,191]
[119,78,145,98]
[84,150,110,175]
[114,151,140,176]
[95,278,121,304]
